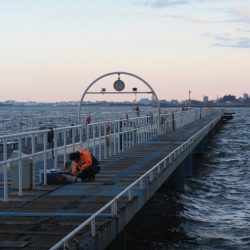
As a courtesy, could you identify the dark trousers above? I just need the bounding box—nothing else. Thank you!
[77,165,100,180]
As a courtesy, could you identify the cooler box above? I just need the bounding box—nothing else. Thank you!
[40,169,64,184]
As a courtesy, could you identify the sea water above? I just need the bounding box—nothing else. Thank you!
[1,106,249,249]
[126,108,250,250]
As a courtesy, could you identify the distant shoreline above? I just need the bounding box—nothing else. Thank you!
[1,103,250,108]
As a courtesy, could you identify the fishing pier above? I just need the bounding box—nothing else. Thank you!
[0,107,226,249]
[0,72,229,249]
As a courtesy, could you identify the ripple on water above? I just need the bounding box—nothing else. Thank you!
[175,109,250,250]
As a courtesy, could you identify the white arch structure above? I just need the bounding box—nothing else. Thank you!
[78,71,161,130]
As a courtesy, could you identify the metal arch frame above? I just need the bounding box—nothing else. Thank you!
[78,71,161,131]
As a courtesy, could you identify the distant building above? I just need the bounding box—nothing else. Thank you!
[170,99,179,105]
[243,93,248,100]
[159,100,168,106]
[222,95,236,102]
[203,96,209,104]
[138,98,152,105]
[5,100,15,104]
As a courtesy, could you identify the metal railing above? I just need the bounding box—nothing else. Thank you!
[0,108,160,136]
[0,108,212,202]
[50,113,220,250]
[0,107,195,136]
[0,116,78,136]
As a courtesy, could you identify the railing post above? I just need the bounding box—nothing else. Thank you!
[132,124,135,148]
[72,127,75,152]
[122,121,124,152]
[18,136,22,196]
[157,165,161,174]
[104,123,107,158]
[31,134,35,189]
[149,172,153,182]
[63,242,68,250]
[91,218,96,237]
[118,121,121,154]
[113,124,116,154]
[138,126,141,145]
[142,118,145,143]
[128,189,132,201]
[87,125,90,151]
[109,126,112,158]
[54,132,57,170]
[63,130,67,166]
[140,179,144,189]
[3,139,8,202]
[129,126,132,148]
[98,124,101,161]
[111,200,118,217]
[80,125,83,149]
[43,132,47,185]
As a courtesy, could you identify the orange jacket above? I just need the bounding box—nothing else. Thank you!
[72,149,92,176]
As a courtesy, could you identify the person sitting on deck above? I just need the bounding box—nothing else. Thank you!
[69,149,100,182]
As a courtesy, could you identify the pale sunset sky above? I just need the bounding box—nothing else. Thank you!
[0,0,250,102]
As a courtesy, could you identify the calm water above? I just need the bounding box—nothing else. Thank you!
[127,108,250,250]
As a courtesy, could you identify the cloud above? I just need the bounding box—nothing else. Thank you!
[137,0,189,8]
[227,7,250,24]
[202,33,250,48]
[236,28,250,33]
[231,7,250,19]
[166,14,212,23]
[135,0,228,8]
[212,34,250,48]
[214,39,250,48]
[231,38,250,48]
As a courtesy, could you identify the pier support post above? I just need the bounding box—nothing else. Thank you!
[166,161,185,192]
[194,139,206,157]
[106,229,127,250]
[185,154,193,177]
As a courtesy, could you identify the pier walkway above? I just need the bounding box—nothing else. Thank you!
[0,111,222,249]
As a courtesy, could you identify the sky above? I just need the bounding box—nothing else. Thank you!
[0,0,250,102]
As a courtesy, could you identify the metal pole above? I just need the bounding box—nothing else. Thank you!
[18,136,22,196]
[43,132,47,185]
[3,139,8,202]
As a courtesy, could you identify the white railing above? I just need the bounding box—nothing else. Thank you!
[0,109,159,136]
[50,113,220,250]
[0,108,213,202]
[0,116,78,136]
[86,115,160,159]
[0,114,159,201]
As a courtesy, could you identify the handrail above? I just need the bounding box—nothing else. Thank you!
[0,108,166,136]
[0,108,214,202]
[50,113,220,249]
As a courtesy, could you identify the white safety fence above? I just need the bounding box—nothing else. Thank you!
[0,116,78,136]
[0,108,213,202]
[49,113,221,250]
[0,108,161,136]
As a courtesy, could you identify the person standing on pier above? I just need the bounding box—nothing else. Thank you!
[86,115,91,125]
[133,106,140,117]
